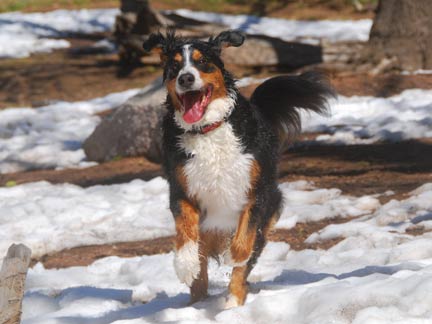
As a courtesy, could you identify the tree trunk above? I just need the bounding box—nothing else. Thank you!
[367,0,432,71]
[114,0,168,64]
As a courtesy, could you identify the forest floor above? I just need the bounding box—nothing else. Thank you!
[1,1,431,270]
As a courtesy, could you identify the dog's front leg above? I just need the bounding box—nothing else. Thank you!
[173,199,201,287]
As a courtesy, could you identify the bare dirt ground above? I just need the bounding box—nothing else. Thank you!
[2,3,431,269]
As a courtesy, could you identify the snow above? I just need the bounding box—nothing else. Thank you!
[0,7,372,58]
[20,179,432,323]
[2,86,431,174]
[0,178,379,261]
[0,9,118,58]
[1,8,430,324]
[302,89,432,144]
[0,88,140,174]
[170,9,373,44]
[401,70,432,75]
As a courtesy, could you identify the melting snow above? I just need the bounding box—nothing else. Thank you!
[0,88,140,173]
[0,178,379,260]
[1,87,432,174]
[19,181,432,323]
[0,7,372,59]
[0,8,118,58]
[0,176,425,323]
[170,9,372,44]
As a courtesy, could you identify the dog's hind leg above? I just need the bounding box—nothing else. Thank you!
[225,189,283,308]
[223,200,258,308]
[225,213,278,308]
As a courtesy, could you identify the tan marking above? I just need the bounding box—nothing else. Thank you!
[175,200,199,250]
[228,265,248,305]
[189,244,208,304]
[199,68,228,100]
[201,230,230,259]
[148,46,167,64]
[192,49,203,61]
[230,201,257,264]
[248,160,261,196]
[166,78,182,111]
[174,52,182,62]
[263,212,279,238]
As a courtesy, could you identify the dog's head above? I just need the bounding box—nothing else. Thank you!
[143,30,245,131]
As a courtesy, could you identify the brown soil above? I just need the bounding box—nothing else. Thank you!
[4,42,432,109]
[0,157,162,187]
[17,0,375,20]
[0,39,162,109]
[279,138,432,203]
[32,217,351,269]
[17,137,432,269]
[3,138,431,203]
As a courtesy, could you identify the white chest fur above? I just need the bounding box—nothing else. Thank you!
[179,123,254,231]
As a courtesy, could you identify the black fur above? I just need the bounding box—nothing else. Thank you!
[251,72,336,140]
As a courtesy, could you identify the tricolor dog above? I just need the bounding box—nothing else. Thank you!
[143,30,334,307]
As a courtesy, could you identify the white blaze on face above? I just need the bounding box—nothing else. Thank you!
[175,44,204,95]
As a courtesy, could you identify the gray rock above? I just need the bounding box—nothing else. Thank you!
[222,36,322,68]
[83,78,167,163]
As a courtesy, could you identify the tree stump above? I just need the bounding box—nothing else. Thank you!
[365,0,432,71]
[0,244,32,324]
[114,0,169,64]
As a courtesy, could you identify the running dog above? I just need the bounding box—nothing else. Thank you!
[143,30,334,308]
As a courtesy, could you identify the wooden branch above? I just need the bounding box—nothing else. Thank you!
[0,244,32,324]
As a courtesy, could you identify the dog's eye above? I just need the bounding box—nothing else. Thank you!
[172,61,181,71]
[198,57,208,65]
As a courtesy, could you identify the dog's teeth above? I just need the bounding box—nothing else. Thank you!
[201,94,206,104]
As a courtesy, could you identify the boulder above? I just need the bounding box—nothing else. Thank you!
[83,78,166,163]
[222,36,322,68]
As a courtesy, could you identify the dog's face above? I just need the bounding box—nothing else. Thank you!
[144,30,245,130]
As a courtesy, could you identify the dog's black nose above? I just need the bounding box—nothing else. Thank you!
[178,73,195,88]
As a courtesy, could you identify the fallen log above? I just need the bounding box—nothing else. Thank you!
[0,244,32,324]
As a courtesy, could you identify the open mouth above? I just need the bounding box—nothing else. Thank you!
[177,85,213,124]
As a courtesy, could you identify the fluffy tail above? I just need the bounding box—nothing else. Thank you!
[250,71,336,142]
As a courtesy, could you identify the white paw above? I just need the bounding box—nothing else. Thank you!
[174,241,200,287]
[224,294,241,309]
[223,249,249,267]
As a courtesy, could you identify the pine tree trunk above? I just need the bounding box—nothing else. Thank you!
[367,0,432,71]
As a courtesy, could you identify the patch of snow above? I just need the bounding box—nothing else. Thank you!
[401,69,432,75]
[170,9,372,44]
[0,178,173,260]
[0,9,118,58]
[0,178,381,261]
[21,180,432,324]
[302,89,432,144]
[0,88,140,173]
[3,86,432,173]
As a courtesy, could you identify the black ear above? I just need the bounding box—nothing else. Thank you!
[210,30,245,52]
[143,32,166,55]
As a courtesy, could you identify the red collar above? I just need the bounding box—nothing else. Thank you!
[201,121,223,134]
[187,120,224,135]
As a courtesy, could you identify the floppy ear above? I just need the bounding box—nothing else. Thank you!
[143,32,166,62]
[210,30,245,52]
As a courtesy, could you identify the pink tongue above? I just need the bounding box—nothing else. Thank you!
[183,94,205,124]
